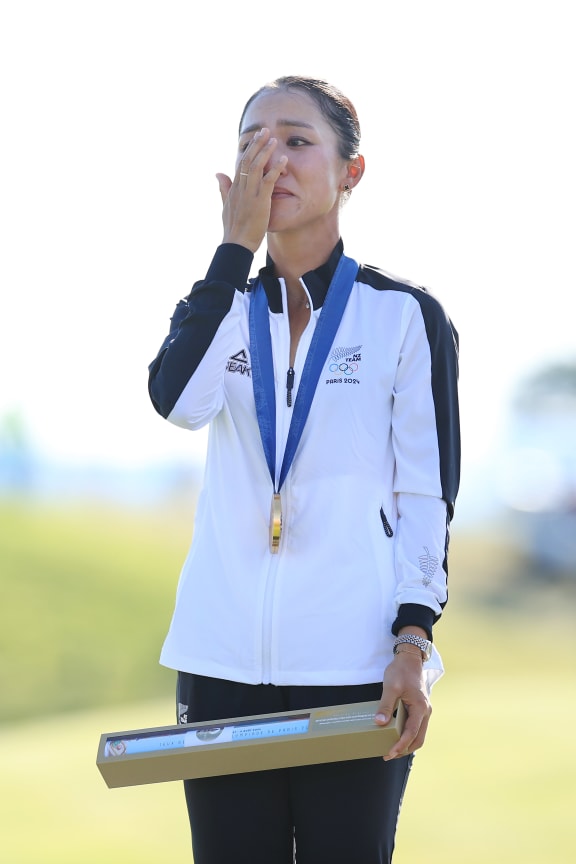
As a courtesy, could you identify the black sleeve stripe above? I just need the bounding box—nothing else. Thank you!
[358,264,461,516]
[148,245,254,419]
[148,283,236,418]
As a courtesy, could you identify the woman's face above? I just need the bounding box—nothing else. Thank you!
[237,89,351,238]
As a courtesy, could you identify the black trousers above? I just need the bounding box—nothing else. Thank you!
[176,673,413,864]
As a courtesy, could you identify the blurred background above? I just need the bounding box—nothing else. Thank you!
[1,1,575,862]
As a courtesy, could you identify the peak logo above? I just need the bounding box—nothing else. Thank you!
[226,349,251,377]
[325,344,362,385]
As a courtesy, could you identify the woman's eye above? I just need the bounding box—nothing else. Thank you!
[287,137,310,147]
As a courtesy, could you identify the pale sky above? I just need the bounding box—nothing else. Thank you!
[1,1,574,480]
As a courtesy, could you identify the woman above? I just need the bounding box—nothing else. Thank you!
[148,76,460,864]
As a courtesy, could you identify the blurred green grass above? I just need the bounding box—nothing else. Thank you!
[0,499,191,722]
[1,498,575,862]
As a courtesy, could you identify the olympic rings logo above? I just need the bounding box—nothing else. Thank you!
[329,361,358,376]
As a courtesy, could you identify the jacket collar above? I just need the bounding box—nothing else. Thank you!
[255,239,345,313]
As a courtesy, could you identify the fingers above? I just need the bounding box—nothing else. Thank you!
[217,128,281,205]
[263,152,288,185]
[219,128,287,252]
[374,695,396,727]
[384,706,431,761]
[236,128,286,186]
[375,665,432,761]
[236,127,270,181]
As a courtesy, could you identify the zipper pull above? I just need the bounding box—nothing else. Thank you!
[286,367,295,407]
[380,508,394,537]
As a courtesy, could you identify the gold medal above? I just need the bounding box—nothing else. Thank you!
[269,492,282,553]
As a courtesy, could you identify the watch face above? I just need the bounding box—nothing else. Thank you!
[423,643,432,661]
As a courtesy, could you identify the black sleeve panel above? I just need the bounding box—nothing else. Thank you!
[359,265,461,636]
[416,290,461,519]
[396,290,459,634]
[392,603,435,641]
[148,245,254,418]
[359,265,461,520]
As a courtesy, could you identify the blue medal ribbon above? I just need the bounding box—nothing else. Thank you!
[249,254,358,492]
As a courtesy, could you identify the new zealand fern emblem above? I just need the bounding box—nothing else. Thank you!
[418,546,439,587]
[330,345,362,363]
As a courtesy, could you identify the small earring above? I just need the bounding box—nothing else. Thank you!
[343,184,350,192]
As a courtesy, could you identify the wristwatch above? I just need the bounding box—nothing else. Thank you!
[393,634,432,662]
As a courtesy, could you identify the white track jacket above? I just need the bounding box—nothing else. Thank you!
[148,241,460,687]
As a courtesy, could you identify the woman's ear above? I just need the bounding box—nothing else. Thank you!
[346,155,365,188]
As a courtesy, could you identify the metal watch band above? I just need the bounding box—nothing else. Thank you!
[393,634,432,661]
